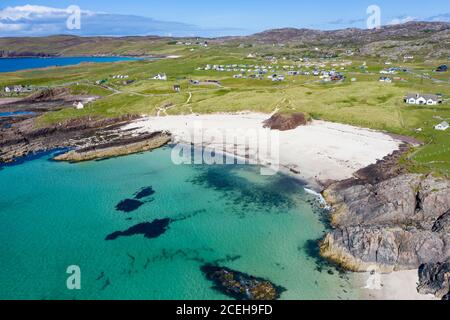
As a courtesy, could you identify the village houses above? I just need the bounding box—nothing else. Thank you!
[4,85,33,94]
[404,93,443,105]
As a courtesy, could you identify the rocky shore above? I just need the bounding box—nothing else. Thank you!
[0,114,147,163]
[319,146,450,299]
[54,131,171,162]
[0,88,174,164]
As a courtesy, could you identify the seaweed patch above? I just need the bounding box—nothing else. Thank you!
[190,166,296,213]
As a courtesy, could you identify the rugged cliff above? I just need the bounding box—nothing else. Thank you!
[418,261,450,300]
[321,174,450,273]
[318,144,450,300]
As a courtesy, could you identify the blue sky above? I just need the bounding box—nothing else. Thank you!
[0,0,449,37]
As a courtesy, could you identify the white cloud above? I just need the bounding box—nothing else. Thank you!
[0,4,240,37]
[0,4,94,21]
[388,16,417,25]
[0,22,26,31]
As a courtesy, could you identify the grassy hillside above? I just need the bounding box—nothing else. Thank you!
[0,38,449,177]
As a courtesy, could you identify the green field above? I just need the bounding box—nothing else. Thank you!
[0,43,449,177]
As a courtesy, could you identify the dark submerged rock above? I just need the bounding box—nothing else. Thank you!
[115,199,144,213]
[200,264,286,300]
[105,219,171,240]
[134,186,155,200]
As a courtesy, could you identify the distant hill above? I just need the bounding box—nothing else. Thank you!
[0,35,174,58]
[241,21,450,45]
[224,21,450,59]
[0,21,448,59]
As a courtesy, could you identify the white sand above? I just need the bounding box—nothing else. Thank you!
[359,270,437,300]
[122,113,401,189]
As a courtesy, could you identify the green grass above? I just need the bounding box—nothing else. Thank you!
[2,44,449,177]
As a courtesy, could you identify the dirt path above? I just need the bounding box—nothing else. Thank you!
[0,98,22,106]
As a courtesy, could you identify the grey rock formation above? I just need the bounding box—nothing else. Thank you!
[321,174,450,273]
[322,226,445,272]
[325,174,450,229]
[418,261,450,300]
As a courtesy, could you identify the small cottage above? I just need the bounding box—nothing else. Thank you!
[73,101,84,110]
[435,121,449,131]
[379,77,392,83]
[436,65,448,72]
[152,73,167,81]
[404,93,442,105]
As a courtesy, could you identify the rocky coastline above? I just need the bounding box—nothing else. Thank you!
[319,145,450,299]
[1,89,172,164]
[54,131,171,162]
[2,94,449,299]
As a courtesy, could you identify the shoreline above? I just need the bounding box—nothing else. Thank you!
[120,113,441,300]
[357,270,437,300]
[121,113,403,191]
[1,111,439,300]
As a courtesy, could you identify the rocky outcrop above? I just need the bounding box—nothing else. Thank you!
[321,226,446,272]
[263,112,309,131]
[321,174,450,273]
[324,174,450,229]
[418,261,450,300]
[54,132,172,162]
[0,114,140,163]
[200,264,286,300]
[23,88,73,102]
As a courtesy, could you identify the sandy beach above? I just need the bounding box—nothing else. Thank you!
[122,113,402,189]
[359,270,437,300]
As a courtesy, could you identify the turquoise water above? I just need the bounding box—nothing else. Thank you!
[0,56,141,73]
[0,111,36,117]
[0,147,359,300]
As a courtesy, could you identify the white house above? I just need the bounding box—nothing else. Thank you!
[152,73,167,81]
[4,86,12,93]
[435,121,449,131]
[404,93,442,105]
[73,102,84,110]
[13,85,23,93]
